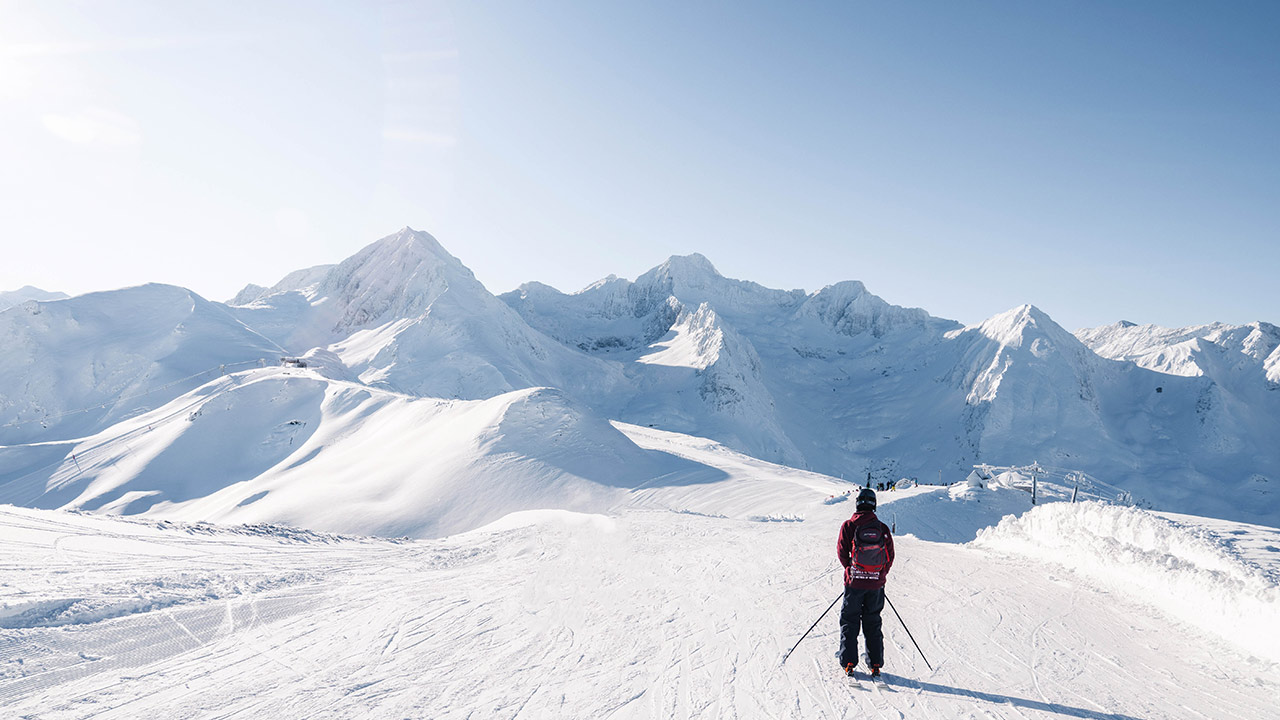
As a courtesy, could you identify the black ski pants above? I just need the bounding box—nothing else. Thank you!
[838,585,885,668]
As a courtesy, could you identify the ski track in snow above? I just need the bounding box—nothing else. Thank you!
[2,490,1278,720]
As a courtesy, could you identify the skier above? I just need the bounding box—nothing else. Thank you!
[836,487,894,680]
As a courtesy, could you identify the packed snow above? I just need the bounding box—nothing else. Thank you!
[2,440,1277,718]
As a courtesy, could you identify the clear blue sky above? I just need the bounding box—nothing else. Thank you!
[2,1,1277,330]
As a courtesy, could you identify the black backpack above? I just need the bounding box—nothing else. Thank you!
[852,523,889,573]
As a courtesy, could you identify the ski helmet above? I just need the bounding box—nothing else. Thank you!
[856,488,877,511]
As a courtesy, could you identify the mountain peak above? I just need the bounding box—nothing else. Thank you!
[644,253,723,285]
[582,274,627,293]
[799,280,955,338]
[991,303,1049,325]
[975,304,1079,349]
[668,252,719,273]
[380,226,458,263]
[345,227,470,278]
[633,253,806,321]
[313,227,482,334]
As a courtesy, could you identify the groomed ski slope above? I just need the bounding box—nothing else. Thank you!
[2,430,1278,719]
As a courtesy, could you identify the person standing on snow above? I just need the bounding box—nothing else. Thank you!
[837,487,894,679]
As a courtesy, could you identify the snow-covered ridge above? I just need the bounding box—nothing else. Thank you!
[0,367,679,538]
[313,226,473,334]
[224,228,626,401]
[230,227,480,351]
[0,286,69,311]
[1078,319,1280,383]
[0,283,282,444]
[637,303,730,370]
[625,302,804,466]
[950,304,1102,404]
[967,304,1084,351]
[499,274,682,354]
[227,264,334,306]
[798,280,958,338]
[973,501,1280,663]
[633,252,806,320]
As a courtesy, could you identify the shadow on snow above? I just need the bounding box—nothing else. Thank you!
[896,675,1146,720]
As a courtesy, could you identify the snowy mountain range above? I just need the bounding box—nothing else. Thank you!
[1,227,1276,533]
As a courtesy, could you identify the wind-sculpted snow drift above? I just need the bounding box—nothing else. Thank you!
[0,226,1277,534]
[974,501,1280,663]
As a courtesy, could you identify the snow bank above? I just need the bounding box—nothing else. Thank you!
[467,509,618,535]
[0,571,306,629]
[973,501,1280,663]
[746,513,804,523]
[821,492,851,505]
[949,477,987,500]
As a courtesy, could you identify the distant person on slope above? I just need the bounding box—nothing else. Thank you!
[837,487,894,679]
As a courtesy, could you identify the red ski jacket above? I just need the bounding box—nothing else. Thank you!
[837,511,895,588]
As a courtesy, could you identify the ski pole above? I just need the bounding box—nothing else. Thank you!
[780,591,842,665]
[885,594,933,671]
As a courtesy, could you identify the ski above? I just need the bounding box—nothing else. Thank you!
[858,669,895,693]
[836,658,864,689]
[861,653,893,691]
